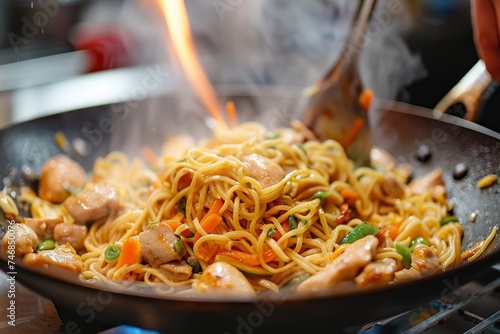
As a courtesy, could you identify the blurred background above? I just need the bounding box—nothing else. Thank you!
[0,0,494,129]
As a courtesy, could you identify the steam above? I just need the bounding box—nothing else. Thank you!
[80,0,427,127]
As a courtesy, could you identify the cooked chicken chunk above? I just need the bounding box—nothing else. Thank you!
[241,153,285,188]
[139,222,184,267]
[394,245,440,282]
[409,168,443,195]
[63,183,120,225]
[354,258,398,286]
[194,262,255,298]
[1,223,38,255]
[54,224,88,252]
[157,261,193,281]
[380,173,406,198]
[38,155,87,204]
[24,243,83,273]
[23,217,63,239]
[297,235,379,294]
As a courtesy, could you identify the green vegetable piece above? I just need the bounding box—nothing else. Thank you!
[396,243,412,269]
[264,133,280,140]
[267,228,276,238]
[174,237,184,254]
[339,223,380,245]
[440,215,459,226]
[311,191,331,206]
[104,244,121,261]
[148,221,159,229]
[37,239,56,251]
[288,215,298,230]
[187,257,202,273]
[409,237,429,253]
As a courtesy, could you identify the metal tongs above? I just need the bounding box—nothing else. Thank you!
[302,0,378,167]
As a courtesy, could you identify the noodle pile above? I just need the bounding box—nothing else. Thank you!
[14,120,467,294]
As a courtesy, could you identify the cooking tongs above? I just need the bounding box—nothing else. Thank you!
[302,0,378,167]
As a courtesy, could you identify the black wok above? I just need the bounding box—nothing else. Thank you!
[0,91,499,334]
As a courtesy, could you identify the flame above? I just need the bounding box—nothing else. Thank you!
[157,0,226,127]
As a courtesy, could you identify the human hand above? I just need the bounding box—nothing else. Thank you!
[471,0,500,81]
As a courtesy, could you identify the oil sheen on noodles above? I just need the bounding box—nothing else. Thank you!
[15,121,467,296]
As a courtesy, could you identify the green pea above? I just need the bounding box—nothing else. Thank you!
[104,244,121,261]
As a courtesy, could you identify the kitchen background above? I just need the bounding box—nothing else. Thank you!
[0,0,491,129]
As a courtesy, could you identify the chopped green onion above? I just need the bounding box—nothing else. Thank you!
[104,244,121,261]
[440,215,458,226]
[409,237,429,252]
[395,243,412,269]
[173,237,184,254]
[37,239,56,251]
[177,159,187,163]
[288,215,298,230]
[148,221,159,229]
[339,223,379,245]
[267,228,276,238]
[311,191,331,206]
[187,257,202,273]
[264,133,280,140]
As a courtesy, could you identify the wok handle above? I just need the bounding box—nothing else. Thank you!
[433,60,492,122]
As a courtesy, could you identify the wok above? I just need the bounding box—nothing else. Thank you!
[0,89,499,334]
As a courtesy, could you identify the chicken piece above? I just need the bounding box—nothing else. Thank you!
[194,262,255,298]
[38,155,87,204]
[409,168,443,195]
[380,173,406,198]
[394,245,440,282]
[23,217,63,239]
[1,223,39,255]
[157,261,193,281]
[24,243,83,273]
[241,153,285,188]
[139,222,184,267]
[63,183,120,225]
[54,224,88,252]
[297,235,379,294]
[354,258,398,286]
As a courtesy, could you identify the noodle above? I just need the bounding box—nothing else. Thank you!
[4,120,491,296]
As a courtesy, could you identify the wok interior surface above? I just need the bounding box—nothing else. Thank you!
[1,93,499,333]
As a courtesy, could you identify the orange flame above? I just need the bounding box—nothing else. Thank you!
[157,0,226,127]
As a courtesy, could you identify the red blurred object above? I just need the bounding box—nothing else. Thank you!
[71,27,134,73]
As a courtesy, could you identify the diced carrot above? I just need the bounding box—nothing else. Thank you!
[205,198,224,217]
[359,89,374,112]
[194,214,223,242]
[193,198,224,239]
[116,238,142,269]
[388,225,399,240]
[216,249,277,266]
[340,188,360,200]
